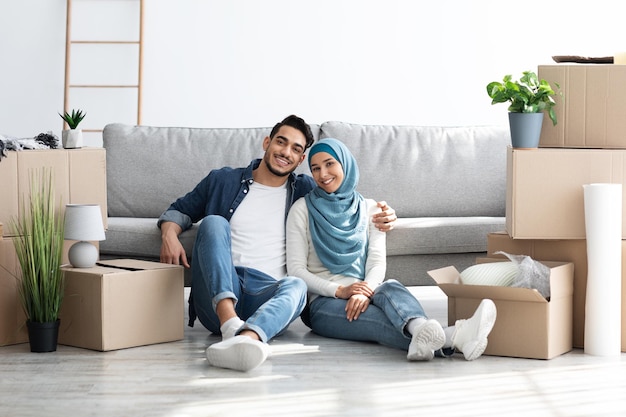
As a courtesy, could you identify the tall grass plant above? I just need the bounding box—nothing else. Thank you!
[10,168,65,323]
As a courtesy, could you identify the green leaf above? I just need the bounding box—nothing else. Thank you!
[485,70,560,126]
[10,168,65,323]
[59,109,86,129]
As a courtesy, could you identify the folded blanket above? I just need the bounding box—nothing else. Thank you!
[0,132,59,161]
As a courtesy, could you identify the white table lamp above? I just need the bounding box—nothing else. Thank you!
[64,204,105,268]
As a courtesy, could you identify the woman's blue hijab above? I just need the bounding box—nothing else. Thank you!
[304,138,368,279]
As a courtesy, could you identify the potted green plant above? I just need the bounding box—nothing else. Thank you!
[486,71,560,148]
[10,168,65,352]
[59,109,86,149]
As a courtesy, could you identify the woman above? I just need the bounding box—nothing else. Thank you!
[286,138,497,361]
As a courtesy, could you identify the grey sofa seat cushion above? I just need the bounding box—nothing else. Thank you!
[387,252,488,286]
[319,121,509,218]
[387,216,506,256]
[101,217,197,259]
[101,215,505,262]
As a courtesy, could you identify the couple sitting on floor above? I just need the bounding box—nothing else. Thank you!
[158,115,496,372]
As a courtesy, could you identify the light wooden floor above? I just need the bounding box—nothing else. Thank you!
[2,289,626,417]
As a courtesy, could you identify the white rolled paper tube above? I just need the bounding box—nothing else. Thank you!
[583,183,622,356]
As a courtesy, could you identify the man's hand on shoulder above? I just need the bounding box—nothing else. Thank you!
[160,221,190,268]
[372,201,397,232]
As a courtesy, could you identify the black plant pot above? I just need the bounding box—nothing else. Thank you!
[27,319,60,353]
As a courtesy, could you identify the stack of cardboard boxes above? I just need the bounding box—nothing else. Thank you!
[428,64,626,359]
[0,148,185,351]
[0,148,108,346]
[487,64,626,353]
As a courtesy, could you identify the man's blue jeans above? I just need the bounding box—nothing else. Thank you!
[306,279,431,351]
[190,215,307,342]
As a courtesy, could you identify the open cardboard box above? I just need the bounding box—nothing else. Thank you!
[59,259,184,351]
[428,259,574,359]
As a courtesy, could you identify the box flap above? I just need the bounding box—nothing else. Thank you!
[95,259,181,271]
[542,262,575,298]
[426,266,461,284]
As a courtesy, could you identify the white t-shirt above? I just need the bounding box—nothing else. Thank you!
[229,181,288,279]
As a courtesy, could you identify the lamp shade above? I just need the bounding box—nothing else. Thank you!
[64,204,105,241]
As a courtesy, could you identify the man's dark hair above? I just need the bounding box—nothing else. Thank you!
[270,115,315,150]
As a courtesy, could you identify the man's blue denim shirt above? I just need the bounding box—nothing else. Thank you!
[157,159,315,231]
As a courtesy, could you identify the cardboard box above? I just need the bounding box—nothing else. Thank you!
[428,259,574,359]
[487,231,626,351]
[0,148,107,236]
[0,238,28,346]
[506,147,626,239]
[59,259,184,351]
[538,64,626,149]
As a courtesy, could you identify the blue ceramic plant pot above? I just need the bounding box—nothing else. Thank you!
[508,112,544,149]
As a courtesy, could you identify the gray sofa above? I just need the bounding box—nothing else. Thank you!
[100,121,510,286]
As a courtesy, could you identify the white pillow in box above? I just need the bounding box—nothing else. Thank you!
[460,262,519,287]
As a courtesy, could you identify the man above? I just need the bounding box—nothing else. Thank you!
[159,115,396,372]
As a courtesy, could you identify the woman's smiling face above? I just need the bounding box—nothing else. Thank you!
[309,151,344,194]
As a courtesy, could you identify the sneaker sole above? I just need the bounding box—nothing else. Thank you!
[407,320,445,361]
[462,338,488,361]
[206,337,268,372]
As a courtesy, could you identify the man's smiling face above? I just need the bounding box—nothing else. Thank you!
[261,125,307,177]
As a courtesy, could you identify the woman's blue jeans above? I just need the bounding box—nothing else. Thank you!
[306,279,430,351]
[190,215,307,342]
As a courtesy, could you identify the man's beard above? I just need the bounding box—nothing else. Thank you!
[263,154,292,178]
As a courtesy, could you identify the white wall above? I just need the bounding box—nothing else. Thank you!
[0,0,67,139]
[1,0,625,146]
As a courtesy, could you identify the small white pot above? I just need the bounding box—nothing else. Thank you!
[62,129,83,149]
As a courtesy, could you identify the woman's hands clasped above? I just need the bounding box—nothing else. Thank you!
[335,282,374,321]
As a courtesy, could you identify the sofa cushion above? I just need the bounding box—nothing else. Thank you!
[387,217,505,256]
[101,215,505,262]
[319,121,509,218]
[100,217,197,259]
[387,252,485,286]
[103,123,319,218]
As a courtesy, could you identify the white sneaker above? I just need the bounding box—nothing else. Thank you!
[407,319,445,361]
[205,335,270,372]
[452,299,497,361]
